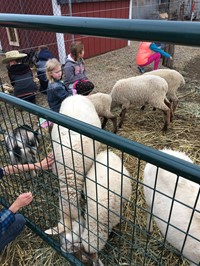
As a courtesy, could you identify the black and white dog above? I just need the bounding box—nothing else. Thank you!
[5,124,39,176]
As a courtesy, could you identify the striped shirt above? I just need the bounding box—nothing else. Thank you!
[0,167,15,235]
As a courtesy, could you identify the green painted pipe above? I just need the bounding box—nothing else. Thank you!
[0,13,199,46]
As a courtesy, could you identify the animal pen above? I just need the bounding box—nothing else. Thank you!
[0,14,200,266]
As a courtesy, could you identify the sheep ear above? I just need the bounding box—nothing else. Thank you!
[45,223,65,235]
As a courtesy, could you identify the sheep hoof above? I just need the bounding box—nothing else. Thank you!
[162,125,168,132]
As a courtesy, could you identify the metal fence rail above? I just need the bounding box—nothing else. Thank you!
[0,14,200,46]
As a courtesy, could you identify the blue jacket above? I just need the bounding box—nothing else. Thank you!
[47,80,73,112]
[36,49,54,82]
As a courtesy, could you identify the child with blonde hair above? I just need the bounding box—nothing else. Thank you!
[46,58,73,112]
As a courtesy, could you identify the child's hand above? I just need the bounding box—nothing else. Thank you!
[36,153,54,170]
[9,192,33,213]
[170,56,173,60]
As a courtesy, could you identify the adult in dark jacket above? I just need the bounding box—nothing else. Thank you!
[2,50,37,103]
[36,46,54,94]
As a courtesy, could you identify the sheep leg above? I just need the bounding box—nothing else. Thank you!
[111,116,118,133]
[102,115,117,133]
[172,99,179,120]
[164,99,174,122]
[119,108,127,128]
[160,99,171,131]
[162,108,171,131]
[101,117,108,129]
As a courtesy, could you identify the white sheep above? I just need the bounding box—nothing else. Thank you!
[144,69,185,117]
[73,150,132,265]
[45,95,101,252]
[88,92,117,133]
[110,75,171,131]
[143,149,200,266]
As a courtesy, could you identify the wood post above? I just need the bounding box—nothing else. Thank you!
[162,44,175,68]
[162,0,175,68]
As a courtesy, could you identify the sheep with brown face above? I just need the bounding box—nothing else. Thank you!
[88,93,117,133]
[109,75,171,131]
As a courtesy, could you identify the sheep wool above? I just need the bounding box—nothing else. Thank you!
[81,150,132,255]
[45,95,101,251]
[88,92,117,133]
[144,69,185,115]
[110,75,171,130]
[143,149,200,266]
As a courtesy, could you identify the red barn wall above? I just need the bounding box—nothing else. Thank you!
[0,0,129,59]
[62,0,129,58]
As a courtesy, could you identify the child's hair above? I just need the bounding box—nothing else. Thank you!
[70,42,84,61]
[46,58,61,83]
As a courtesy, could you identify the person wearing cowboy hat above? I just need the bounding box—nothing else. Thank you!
[2,50,37,103]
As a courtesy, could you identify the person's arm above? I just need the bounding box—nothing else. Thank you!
[9,192,33,214]
[0,192,33,235]
[2,153,54,175]
[54,82,73,101]
[150,43,172,60]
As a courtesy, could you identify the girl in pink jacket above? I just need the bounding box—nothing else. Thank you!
[136,42,173,73]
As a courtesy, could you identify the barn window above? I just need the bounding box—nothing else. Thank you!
[6,28,20,46]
